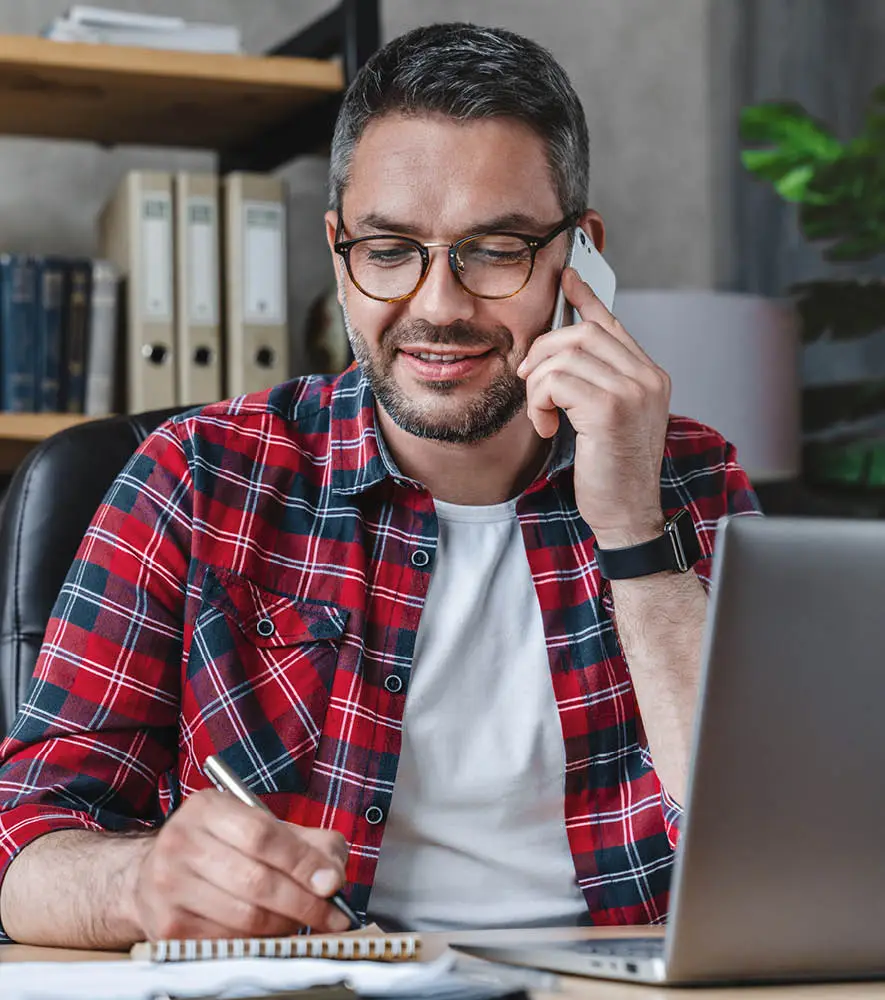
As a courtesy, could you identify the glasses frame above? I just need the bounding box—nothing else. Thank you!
[333,214,578,303]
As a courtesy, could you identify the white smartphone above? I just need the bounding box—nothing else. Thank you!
[551,225,617,329]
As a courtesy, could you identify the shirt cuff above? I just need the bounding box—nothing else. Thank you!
[661,785,683,850]
[0,804,105,942]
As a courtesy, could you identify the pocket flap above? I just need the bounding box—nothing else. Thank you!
[204,567,349,648]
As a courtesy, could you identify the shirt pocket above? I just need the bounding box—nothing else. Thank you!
[189,566,350,796]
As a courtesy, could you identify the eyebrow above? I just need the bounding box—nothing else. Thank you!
[351,211,560,238]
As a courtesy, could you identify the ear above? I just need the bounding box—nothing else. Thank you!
[325,210,346,306]
[576,208,606,254]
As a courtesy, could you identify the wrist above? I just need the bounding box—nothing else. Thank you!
[114,832,156,943]
[593,514,666,551]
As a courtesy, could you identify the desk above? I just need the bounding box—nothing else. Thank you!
[4,927,885,999]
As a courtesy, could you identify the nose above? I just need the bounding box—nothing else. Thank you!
[409,246,476,327]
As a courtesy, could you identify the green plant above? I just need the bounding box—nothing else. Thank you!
[740,88,885,489]
[739,87,885,262]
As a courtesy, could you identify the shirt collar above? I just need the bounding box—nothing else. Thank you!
[329,365,407,496]
[328,365,575,496]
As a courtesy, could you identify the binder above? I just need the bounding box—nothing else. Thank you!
[0,254,38,412]
[60,258,92,413]
[173,171,223,406]
[84,259,120,415]
[99,171,176,413]
[222,172,289,397]
[33,256,66,412]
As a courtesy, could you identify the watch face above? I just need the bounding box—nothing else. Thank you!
[667,509,701,572]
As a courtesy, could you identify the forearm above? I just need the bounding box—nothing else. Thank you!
[609,568,707,806]
[0,828,153,948]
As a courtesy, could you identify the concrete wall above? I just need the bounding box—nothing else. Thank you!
[0,1,717,373]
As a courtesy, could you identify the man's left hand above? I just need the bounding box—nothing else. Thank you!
[518,267,671,549]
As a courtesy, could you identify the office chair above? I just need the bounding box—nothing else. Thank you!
[0,407,188,737]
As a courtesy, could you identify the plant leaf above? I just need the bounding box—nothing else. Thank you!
[739,102,842,158]
[740,148,805,182]
[774,164,817,201]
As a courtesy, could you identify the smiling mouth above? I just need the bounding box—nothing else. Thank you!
[399,348,493,363]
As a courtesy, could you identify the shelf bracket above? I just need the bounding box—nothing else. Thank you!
[218,0,380,175]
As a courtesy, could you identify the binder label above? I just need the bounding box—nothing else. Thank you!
[187,197,219,327]
[243,200,286,326]
[141,192,173,322]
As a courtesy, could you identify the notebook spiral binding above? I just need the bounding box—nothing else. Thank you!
[132,933,421,963]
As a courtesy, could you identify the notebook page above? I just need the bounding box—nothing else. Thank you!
[1,952,453,1000]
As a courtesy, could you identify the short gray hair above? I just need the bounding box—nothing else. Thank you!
[328,23,589,217]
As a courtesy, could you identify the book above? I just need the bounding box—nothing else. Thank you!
[84,259,119,415]
[60,258,92,413]
[0,253,38,412]
[174,171,223,406]
[66,5,185,30]
[43,7,242,53]
[222,172,290,398]
[99,170,176,413]
[130,929,422,963]
[33,256,67,412]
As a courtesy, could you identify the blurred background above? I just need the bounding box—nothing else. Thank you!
[0,0,882,511]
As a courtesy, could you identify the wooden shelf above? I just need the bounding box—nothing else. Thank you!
[0,412,104,476]
[0,34,344,152]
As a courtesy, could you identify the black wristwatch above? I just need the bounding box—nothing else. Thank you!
[594,508,702,580]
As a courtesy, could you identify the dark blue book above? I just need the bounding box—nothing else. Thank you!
[33,256,67,412]
[0,254,38,412]
[60,258,93,414]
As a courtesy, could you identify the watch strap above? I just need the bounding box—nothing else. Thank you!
[594,509,701,580]
[594,532,676,581]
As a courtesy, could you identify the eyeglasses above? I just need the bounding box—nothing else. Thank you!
[333,215,576,303]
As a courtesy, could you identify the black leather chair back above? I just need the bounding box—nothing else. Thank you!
[0,408,188,736]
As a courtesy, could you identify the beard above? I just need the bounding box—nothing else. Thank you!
[341,288,536,445]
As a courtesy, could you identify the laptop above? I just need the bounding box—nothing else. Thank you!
[454,516,885,986]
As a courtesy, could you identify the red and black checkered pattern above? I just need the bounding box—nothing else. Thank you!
[0,365,758,935]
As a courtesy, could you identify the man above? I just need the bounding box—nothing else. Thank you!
[0,23,757,947]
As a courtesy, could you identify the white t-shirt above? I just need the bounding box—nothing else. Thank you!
[368,497,587,930]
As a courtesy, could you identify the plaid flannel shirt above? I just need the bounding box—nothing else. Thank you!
[0,365,758,935]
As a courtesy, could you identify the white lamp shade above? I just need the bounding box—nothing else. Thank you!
[614,290,801,482]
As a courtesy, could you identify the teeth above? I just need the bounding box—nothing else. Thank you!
[415,352,468,362]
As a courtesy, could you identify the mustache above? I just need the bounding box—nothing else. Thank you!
[381,319,513,353]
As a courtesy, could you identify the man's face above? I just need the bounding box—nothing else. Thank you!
[325,114,572,444]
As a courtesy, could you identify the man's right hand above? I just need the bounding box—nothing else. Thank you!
[131,789,353,940]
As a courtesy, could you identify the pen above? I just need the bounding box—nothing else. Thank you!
[202,754,363,930]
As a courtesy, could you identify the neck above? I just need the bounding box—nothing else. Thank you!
[376,406,551,505]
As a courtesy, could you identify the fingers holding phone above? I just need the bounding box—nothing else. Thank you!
[550,225,617,330]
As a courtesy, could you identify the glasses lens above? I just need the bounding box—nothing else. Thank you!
[347,238,425,300]
[457,235,533,298]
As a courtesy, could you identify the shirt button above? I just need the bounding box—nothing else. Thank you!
[411,549,430,568]
[365,805,385,825]
[256,617,275,637]
[384,674,403,694]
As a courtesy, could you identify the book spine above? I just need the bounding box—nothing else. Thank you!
[0,254,38,412]
[61,259,93,414]
[84,260,119,415]
[34,257,66,412]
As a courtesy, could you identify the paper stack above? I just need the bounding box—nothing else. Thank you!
[42,5,242,54]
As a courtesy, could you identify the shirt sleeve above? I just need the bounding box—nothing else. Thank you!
[656,432,762,847]
[0,420,192,934]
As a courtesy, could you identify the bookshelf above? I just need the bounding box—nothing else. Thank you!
[0,36,345,152]
[0,1,379,464]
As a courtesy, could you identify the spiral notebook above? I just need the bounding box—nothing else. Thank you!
[130,926,421,963]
